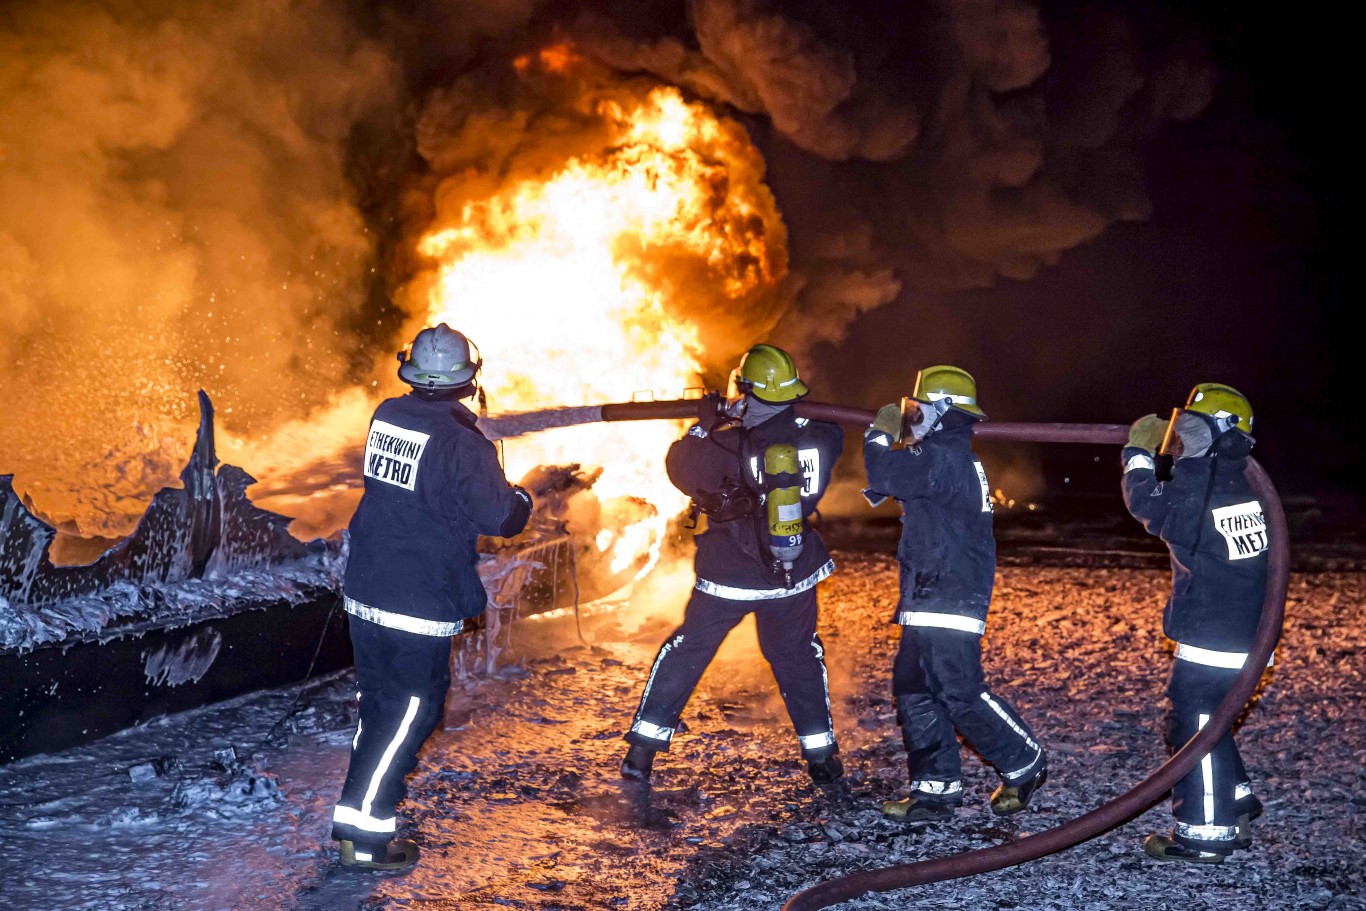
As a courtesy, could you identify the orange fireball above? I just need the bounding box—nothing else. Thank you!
[412,84,787,575]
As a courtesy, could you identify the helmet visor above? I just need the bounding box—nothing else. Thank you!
[727,367,755,398]
[1160,409,1216,459]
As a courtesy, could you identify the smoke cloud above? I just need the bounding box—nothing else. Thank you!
[1,0,1217,535]
[0,0,397,533]
[574,0,1213,362]
[579,0,921,162]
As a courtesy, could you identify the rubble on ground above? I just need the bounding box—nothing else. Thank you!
[2,553,1361,910]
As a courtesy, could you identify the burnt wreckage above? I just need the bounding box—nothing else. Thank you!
[0,393,637,762]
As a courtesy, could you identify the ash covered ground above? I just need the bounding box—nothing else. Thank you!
[2,553,1363,911]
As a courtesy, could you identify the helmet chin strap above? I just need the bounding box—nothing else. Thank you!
[411,376,481,403]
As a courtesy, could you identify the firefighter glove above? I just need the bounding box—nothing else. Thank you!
[1128,414,1167,453]
[871,403,903,442]
[696,392,727,434]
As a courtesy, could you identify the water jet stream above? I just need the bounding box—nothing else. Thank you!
[489,397,1287,910]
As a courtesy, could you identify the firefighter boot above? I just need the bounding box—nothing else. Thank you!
[807,754,844,785]
[1235,792,1263,850]
[620,744,656,783]
[339,839,420,871]
[881,794,959,822]
[1143,833,1229,865]
[990,757,1048,817]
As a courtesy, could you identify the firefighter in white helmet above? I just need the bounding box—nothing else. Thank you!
[1124,383,1270,863]
[331,324,532,870]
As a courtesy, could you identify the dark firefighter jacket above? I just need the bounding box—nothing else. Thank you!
[1122,433,1268,653]
[344,394,531,634]
[864,420,996,629]
[667,409,842,598]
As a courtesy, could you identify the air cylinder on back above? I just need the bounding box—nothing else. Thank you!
[764,442,804,586]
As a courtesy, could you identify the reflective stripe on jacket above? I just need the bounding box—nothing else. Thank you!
[667,409,843,593]
[344,394,530,626]
[863,421,995,625]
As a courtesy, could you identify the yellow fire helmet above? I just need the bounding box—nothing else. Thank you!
[1184,382,1254,434]
[1160,382,1254,456]
[911,365,986,419]
[733,344,809,404]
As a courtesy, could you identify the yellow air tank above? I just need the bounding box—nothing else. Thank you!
[764,442,805,587]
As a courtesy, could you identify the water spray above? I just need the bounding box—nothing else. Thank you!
[486,396,1288,910]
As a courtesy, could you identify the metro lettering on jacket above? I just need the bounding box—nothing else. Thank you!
[1210,501,1268,560]
[363,419,430,492]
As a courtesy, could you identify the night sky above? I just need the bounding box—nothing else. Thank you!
[803,0,1350,501]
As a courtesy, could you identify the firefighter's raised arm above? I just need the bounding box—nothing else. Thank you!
[449,430,532,538]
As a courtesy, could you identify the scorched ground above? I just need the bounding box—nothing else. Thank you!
[1,552,1362,911]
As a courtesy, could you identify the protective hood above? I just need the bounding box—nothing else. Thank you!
[741,397,789,428]
[1162,409,1255,460]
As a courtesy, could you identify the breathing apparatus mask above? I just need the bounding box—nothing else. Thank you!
[900,395,955,443]
[1159,408,1241,459]
[724,368,751,422]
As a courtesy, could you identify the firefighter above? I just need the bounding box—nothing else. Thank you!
[1123,383,1270,863]
[863,366,1047,821]
[621,344,846,784]
[331,324,532,870]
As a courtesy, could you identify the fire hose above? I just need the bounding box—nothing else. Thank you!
[583,398,1287,910]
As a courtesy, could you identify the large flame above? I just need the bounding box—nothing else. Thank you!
[14,51,790,574]
[415,80,783,574]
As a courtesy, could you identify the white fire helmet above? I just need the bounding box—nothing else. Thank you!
[397,323,482,389]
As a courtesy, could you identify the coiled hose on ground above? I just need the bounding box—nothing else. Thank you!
[579,398,1287,911]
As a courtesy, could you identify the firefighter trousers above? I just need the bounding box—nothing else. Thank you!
[332,615,452,850]
[1167,658,1254,850]
[626,587,837,759]
[892,625,1042,799]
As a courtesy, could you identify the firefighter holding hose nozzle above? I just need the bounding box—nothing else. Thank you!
[863,366,1047,822]
[621,344,846,784]
[331,324,532,871]
[1123,384,1270,864]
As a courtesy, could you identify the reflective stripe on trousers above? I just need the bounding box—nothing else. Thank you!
[800,730,836,751]
[627,587,835,757]
[629,633,685,744]
[1167,659,1247,846]
[797,634,836,755]
[630,719,674,744]
[897,611,986,636]
[333,695,423,834]
[980,692,1043,781]
[1175,642,1274,670]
